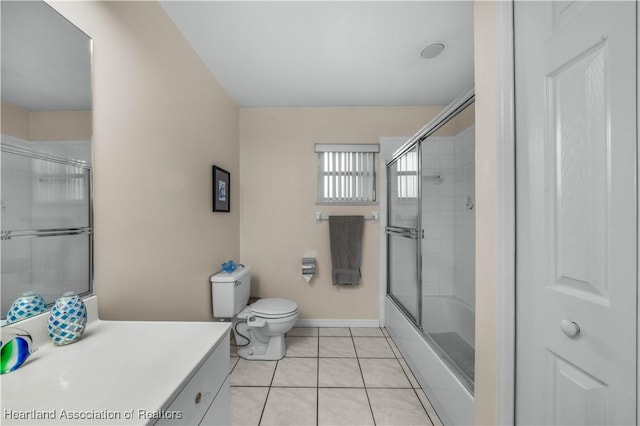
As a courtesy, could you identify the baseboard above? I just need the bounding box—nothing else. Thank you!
[295,319,381,328]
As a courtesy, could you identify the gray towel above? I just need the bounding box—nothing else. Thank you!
[329,216,364,285]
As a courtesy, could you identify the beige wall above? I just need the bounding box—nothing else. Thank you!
[454,102,476,134]
[49,1,240,321]
[239,106,442,320]
[31,110,92,141]
[1,101,91,141]
[474,1,499,424]
[2,102,31,140]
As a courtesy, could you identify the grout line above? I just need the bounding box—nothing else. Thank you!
[413,387,438,426]
[356,349,377,425]
[256,359,279,426]
[257,385,271,425]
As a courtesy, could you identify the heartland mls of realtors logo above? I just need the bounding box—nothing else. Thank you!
[3,409,183,421]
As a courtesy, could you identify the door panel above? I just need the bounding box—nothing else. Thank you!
[515,2,637,424]
[549,39,608,302]
[387,145,421,325]
[547,351,608,425]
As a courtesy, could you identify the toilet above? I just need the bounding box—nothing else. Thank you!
[210,265,298,360]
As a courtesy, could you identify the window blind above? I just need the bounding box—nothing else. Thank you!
[315,144,378,203]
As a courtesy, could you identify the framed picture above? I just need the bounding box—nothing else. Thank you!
[212,166,230,212]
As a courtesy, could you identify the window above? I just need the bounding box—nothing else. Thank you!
[33,160,88,203]
[315,144,379,204]
[396,151,418,200]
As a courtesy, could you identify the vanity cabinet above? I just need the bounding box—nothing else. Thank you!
[156,334,230,425]
[1,297,232,425]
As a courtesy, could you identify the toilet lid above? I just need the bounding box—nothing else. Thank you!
[251,298,298,318]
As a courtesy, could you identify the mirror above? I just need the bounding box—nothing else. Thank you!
[1,1,93,322]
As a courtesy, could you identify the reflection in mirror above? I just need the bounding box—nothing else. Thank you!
[1,1,93,322]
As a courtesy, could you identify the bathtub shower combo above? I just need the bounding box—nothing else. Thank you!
[385,89,475,425]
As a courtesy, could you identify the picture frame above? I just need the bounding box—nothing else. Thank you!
[212,165,230,212]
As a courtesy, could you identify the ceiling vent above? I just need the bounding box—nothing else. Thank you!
[420,42,446,60]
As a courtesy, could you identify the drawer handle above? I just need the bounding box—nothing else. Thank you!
[195,392,202,405]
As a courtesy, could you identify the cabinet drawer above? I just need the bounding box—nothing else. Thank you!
[200,376,230,426]
[156,332,230,425]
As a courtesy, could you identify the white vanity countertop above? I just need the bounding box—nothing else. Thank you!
[0,298,231,425]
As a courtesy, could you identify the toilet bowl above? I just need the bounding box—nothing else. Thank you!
[234,298,298,360]
[210,266,298,361]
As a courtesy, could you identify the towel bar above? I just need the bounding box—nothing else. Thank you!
[315,211,378,224]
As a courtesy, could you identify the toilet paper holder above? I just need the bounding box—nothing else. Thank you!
[302,257,316,282]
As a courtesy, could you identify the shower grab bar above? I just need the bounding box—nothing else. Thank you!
[1,227,92,241]
[385,226,421,239]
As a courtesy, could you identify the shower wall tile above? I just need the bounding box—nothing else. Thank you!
[440,239,455,254]
[440,154,454,169]
[424,225,441,239]
[454,127,475,153]
[439,182,454,197]
[440,197,454,212]
[423,196,441,212]
[452,125,475,309]
[439,211,454,225]
[422,211,440,225]
[420,136,461,300]
[455,147,474,168]
[422,282,440,296]
[423,141,439,154]
[439,281,454,295]
[437,138,454,154]
[423,239,439,253]
[423,156,440,169]
[440,169,454,182]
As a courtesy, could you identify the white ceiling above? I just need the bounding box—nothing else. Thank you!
[161,1,474,108]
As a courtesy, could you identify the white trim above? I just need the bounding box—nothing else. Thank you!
[496,1,516,424]
[294,318,381,328]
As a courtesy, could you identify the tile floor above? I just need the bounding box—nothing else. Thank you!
[229,327,443,426]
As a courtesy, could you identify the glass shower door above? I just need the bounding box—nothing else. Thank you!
[386,145,421,326]
[1,144,93,316]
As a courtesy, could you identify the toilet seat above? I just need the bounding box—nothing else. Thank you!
[250,298,298,319]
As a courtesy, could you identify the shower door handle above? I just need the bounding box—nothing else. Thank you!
[386,226,419,239]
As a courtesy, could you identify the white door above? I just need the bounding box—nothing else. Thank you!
[515,2,637,424]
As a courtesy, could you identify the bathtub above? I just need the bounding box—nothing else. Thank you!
[422,295,475,386]
[385,295,474,425]
[423,295,475,346]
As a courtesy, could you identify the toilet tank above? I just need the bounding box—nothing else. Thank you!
[210,265,251,318]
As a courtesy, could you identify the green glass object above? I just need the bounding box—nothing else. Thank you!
[1,328,37,374]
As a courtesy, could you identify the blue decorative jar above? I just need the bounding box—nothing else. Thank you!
[47,292,87,346]
[6,291,47,324]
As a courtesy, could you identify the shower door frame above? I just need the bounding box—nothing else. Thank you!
[386,142,423,328]
[385,88,476,386]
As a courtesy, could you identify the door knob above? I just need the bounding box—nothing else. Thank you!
[560,320,580,337]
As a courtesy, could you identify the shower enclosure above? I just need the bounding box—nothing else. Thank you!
[1,137,93,317]
[385,89,475,424]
